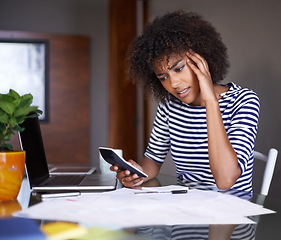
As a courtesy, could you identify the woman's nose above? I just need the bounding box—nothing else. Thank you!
[170,76,181,88]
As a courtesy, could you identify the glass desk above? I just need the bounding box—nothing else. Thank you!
[125,175,281,240]
[1,174,281,240]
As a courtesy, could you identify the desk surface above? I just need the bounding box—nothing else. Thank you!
[135,175,281,240]
[2,174,281,240]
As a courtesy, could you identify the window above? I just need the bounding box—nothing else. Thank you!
[0,40,49,121]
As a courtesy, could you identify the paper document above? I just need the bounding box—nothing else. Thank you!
[14,185,275,228]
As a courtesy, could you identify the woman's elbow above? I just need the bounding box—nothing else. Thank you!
[216,178,236,190]
[215,170,241,190]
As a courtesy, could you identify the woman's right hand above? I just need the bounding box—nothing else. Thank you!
[110,160,145,188]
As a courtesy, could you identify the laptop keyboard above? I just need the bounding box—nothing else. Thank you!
[45,175,84,186]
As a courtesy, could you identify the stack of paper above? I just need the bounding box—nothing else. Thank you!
[14,185,275,229]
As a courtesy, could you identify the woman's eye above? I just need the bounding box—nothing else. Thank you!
[175,66,184,72]
[159,76,167,82]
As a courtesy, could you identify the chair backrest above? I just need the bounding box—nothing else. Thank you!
[254,148,278,196]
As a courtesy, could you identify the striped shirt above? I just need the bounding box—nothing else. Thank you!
[145,82,260,191]
[137,224,255,239]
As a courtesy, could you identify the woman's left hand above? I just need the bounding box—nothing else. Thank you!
[186,50,217,104]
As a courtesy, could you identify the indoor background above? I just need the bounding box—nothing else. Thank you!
[0,0,280,199]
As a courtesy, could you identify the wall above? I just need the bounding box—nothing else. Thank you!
[0,0,109,167]
[0,31,90,164]
[150,0,281,199]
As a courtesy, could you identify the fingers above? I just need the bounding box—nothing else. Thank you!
[113,160,145,188]
[186,50,210,76]
[185,50,216,103]
[118,171,144,187]
[110,165,119,172]
[121,175,144,187]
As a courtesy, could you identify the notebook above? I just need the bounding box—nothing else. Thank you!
[19,117,117,191]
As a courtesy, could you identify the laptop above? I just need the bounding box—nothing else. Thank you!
[48,165,96,175]
[19,117,117,192]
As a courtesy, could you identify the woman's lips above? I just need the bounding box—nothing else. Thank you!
[177,87,190,98]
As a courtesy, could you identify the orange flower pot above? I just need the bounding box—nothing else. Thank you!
[0,151,25,202]
[0,199,22,217]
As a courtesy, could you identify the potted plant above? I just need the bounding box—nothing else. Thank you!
[0,89,42,201]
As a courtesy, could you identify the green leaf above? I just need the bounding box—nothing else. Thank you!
[14,106,39,118]
[2,143,13,151]
[8,117,17,127]
[8,89,20,100]
[35,109,43,115]
[13,98,22,108]
[0,123,5,132]
[19,94,33,107]
[28,111,42,118]
[15,116,26,125]
[14,125,25,132]
[0,95,15,115]
[0,109,9,123]
[0,89,43,150]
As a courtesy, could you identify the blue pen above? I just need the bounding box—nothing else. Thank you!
[134,189,188,194]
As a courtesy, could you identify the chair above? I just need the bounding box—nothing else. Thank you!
[253,148,278,229]
[254,148,278,196]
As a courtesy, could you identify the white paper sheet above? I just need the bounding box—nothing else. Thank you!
[13,185,275,229]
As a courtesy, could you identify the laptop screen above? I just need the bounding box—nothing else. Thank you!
[19,117,49,186]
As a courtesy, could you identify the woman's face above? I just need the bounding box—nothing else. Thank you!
[154,54,202,106]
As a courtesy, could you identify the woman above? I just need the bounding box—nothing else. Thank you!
[111,10,260,191]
